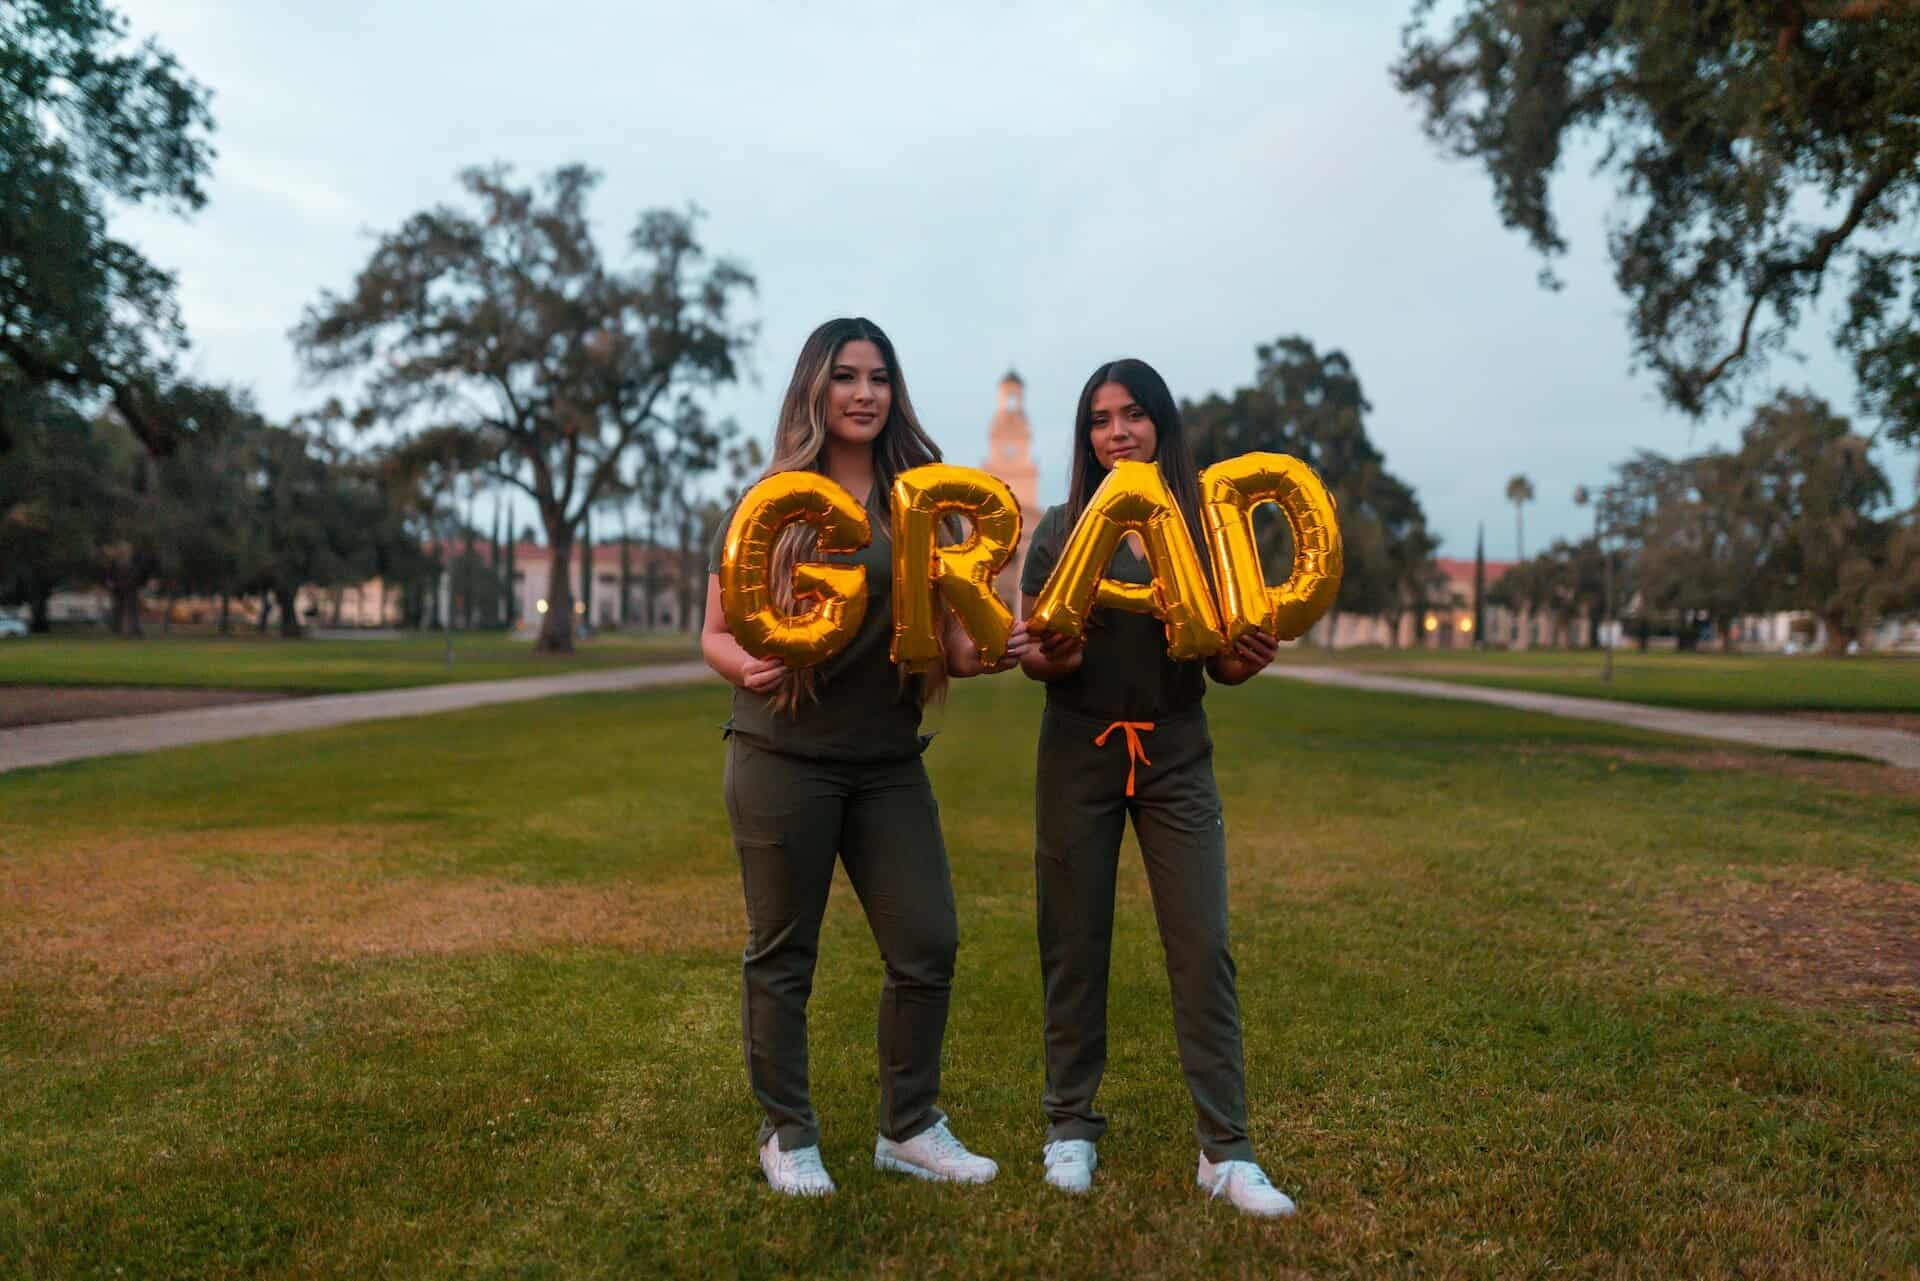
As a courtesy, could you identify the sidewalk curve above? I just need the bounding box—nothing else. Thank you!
[0,661,718,775]
[1267,666,1920,770]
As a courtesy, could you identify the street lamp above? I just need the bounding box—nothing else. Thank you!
[1573,484,1614,684]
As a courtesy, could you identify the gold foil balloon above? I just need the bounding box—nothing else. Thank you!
[889,464,1023,671]
[1028,459,1226,661]
[720,471,872,667]
[1199,452,1343,642]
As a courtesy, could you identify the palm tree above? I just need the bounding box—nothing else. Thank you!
[1505,474,1535,561]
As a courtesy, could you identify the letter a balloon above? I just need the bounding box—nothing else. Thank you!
[1027,459,1225,661]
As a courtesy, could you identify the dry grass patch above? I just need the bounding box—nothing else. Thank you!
[1,824,743,1038]
[1527,742,1920,802]
[1656,868,1920,1026]
[1786,709,1920,737]
[0,683,288,728]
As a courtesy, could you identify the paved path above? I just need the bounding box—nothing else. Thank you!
[0,661,717,775]
[8,660,1908,775]
[1268,666,1920,769]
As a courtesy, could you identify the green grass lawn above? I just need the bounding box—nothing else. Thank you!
[3,677,1917,1278]
[0,631,699,694]
[1278,644,1920,714]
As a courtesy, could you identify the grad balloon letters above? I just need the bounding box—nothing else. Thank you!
[718,455,1342,669]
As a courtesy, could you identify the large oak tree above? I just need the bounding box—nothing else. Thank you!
[294,164,754,653]
[0,0,215,454]
[1394,1,1920,442]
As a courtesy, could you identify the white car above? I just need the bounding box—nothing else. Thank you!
[0,616,27,638]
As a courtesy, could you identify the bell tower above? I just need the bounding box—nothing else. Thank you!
[983,369,1039,603]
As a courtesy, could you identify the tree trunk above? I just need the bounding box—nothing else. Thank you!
[503,536,517,629]
[257,593,273,634]
[643,504,659,628]
[111,584,143,638]
[29,585,51,634]
[538,529,575,654]
[277,586,304,638]
[162,592,174,636]
[218,591,231,636]
[578,510,593,632]
[620,528,632,627]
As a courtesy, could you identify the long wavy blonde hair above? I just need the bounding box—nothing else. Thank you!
[762,317,949,713]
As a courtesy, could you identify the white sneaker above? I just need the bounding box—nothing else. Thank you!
[1042,1138,1097,1193]
[759,1136,835,1197]
[1197,1155,1296,1218]
[873,1119,999,1183]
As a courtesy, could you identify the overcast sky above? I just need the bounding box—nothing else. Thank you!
[115,0,1879,560]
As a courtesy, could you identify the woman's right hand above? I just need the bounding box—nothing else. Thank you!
[738,654,788,693]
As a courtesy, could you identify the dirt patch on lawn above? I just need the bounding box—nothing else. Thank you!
[0,684,289,728]
[0,825,742,1035]
[1381,662,1548,679]
[1658,870,1920,1025]
[1784,709,1920,737]
[1528,743,1920,802]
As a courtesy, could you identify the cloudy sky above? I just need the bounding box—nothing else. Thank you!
[116,0,1871,559]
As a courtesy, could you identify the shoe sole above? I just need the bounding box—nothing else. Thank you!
[1196,1175,1296,1217]
[1044,1174,1093,1194]
[761,1160,834,1197]
[762,1173,835,1197]
[873,1151,997,1184]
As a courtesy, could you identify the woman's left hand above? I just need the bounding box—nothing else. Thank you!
[980,620,1034,675]
[945,618,1032,676]
[975,618,1036,676]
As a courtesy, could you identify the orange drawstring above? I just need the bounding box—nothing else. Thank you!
[1094,720,1155,797]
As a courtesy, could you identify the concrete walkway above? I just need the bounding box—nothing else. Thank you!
[0,661,717,775]
[6,659,1908,776]
[1267,666,1920,769]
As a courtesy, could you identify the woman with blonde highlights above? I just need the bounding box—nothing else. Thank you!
[701,317,1031,1197]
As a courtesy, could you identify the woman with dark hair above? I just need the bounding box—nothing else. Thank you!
[1019,358,1293,1216]
[702,317,1030,1197]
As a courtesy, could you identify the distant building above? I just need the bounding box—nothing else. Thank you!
[981,370,1040,603]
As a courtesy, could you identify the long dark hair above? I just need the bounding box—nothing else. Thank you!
[1063,358,1210,564]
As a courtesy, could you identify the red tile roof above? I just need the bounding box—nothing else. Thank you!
[1435,557,1514,584]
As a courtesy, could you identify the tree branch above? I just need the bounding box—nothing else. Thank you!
[1693,158,1904,392]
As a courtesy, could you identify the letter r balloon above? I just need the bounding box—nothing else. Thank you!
[889,464,1022,671]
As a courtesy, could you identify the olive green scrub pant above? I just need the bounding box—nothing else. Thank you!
[1034,705,1256,1164]
[723,734,958,1153]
